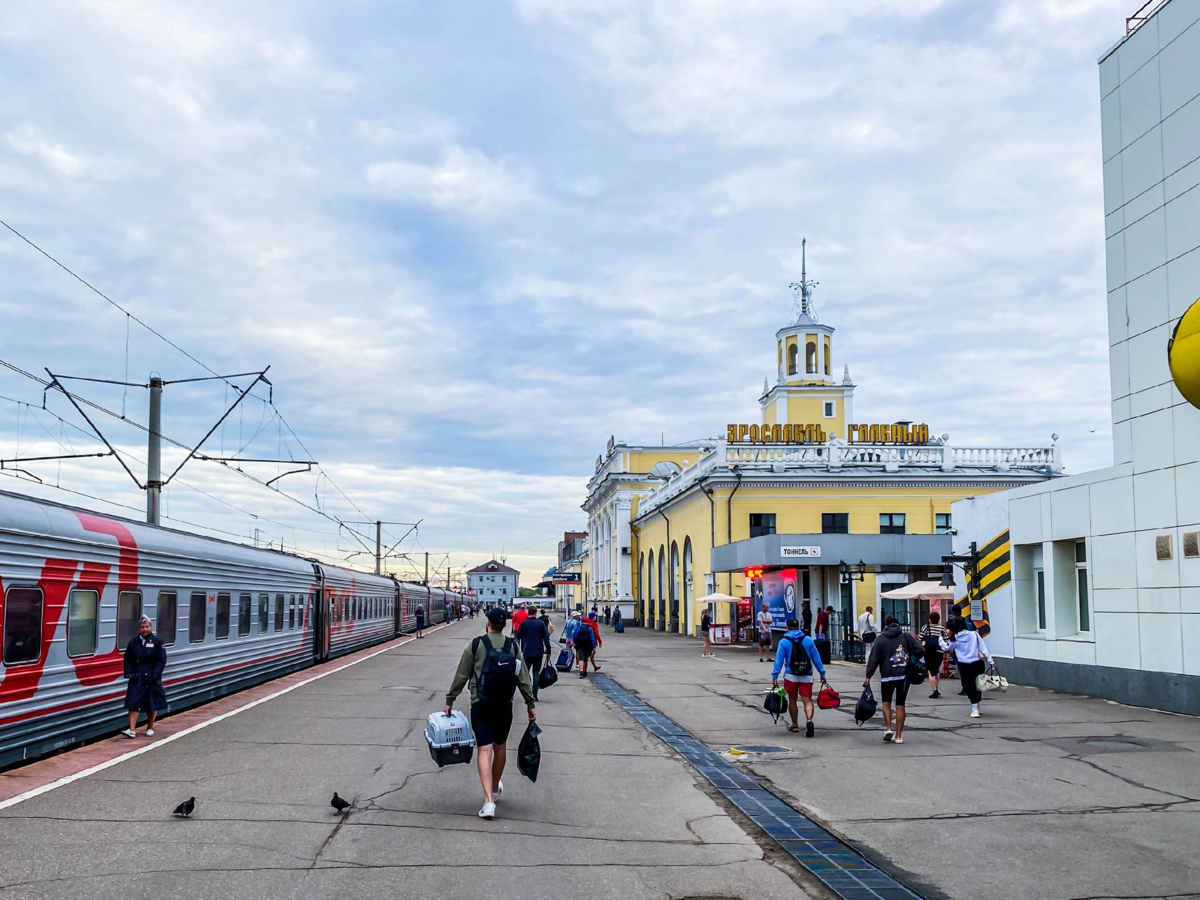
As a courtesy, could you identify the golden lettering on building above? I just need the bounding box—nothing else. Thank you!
[847,423,930,444]
[726,424,827,444]
[726,422,931,444]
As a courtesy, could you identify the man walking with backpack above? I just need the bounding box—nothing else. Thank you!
[515,607,553,700]
[771,617,828,737]
[444,608,536,820]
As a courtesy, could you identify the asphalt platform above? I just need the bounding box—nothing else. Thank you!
[1,619,1197,900]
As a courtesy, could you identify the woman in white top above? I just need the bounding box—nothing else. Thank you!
[939,616,994,718]
[756,603,773,662]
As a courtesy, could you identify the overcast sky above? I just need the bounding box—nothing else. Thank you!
[0,0,1131,582]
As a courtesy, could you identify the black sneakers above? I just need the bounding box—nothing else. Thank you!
[805,720,814,738]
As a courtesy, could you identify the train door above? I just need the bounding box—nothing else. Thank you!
[312,581,332,663]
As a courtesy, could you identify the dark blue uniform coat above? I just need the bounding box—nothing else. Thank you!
[123,633,168,712]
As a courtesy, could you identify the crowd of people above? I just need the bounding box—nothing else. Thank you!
[756,602,997,742]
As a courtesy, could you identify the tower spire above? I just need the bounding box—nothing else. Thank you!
[788,237,819,324]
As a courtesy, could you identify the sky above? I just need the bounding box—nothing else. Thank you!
[0,0,1134,583]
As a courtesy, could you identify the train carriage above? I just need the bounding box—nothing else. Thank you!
[0,490,467,769]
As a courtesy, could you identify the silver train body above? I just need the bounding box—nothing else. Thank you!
[0,490,465,769]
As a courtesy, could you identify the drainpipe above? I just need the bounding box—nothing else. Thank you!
[726,470,743,595]
[700,480,716,587]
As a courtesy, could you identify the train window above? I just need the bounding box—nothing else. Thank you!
[258,593,269,634]
[289,595,296,630]
[3,587,43,665]
[216,593,231,639]
[67,589,99,658]
[274,594,284,631]
[117,591,142,649]
[190,592,207,643]
[157,592,177,646]
[238,594,252,636]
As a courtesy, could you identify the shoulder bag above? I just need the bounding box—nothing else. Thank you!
[976,662,1009,693]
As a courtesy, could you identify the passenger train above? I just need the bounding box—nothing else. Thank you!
[0,490,466,769]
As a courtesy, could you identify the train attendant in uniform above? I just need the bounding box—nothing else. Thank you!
[123,616,167,738]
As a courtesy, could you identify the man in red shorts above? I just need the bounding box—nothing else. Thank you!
[771,617,828,737]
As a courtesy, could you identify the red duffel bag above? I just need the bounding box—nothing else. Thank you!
[817,681,841,709]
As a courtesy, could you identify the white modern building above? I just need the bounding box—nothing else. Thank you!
[953,0,1200,714]
[466,560,520,605]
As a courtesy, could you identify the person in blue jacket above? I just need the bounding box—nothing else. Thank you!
[771,617,827,737]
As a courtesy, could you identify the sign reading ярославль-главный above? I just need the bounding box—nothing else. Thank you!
[726,423,930,444]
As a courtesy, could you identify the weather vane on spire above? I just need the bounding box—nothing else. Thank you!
[788,237,818,324]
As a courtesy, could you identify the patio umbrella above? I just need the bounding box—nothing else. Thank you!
[879,581,955,601]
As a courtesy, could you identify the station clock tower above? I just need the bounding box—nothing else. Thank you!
[759,240,855,439]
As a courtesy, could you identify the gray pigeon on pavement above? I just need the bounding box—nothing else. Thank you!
[331,792,351,814]
[172,797,195,818]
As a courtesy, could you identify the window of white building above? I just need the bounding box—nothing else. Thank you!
[1075,540,1090,634]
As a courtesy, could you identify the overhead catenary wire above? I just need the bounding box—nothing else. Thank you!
[0,223,397,563]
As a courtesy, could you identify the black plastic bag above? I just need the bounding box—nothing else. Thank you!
[517,721,542,782]
[538,665,558,689]
[854,685,878,726]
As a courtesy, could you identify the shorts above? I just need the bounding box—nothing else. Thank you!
[758,630,772,647]
[925,651,944,675]
[880,679,910,707]
[783,680,813,699]
[470,701,514,747]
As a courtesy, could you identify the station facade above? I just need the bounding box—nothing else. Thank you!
[583,282,1062,638]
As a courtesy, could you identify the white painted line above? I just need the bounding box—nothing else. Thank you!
[0,625,447,812]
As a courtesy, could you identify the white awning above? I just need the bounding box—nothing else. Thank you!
[879,580,954,601]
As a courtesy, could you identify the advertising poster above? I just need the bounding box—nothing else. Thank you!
[761,569,798,630]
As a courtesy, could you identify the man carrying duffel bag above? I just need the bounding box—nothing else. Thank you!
[770,617,828,738]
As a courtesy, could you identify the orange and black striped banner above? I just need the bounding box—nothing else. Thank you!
[951,529,1010,638]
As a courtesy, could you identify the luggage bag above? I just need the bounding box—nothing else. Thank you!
[424,710,476,767]
[614,620,625,633]
[555,647,575,671]
[813,636,831,665]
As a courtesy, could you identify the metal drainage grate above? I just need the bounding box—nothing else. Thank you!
[592,674,925,900]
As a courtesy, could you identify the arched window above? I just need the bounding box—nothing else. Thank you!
[788,343,798,375]
[657,546,666,628]
[683,538,693,605]
[647,552,655,608]
[639,552,646,619]
[823,340,831,376]
[670,542,680,632]
[806,341,817,374]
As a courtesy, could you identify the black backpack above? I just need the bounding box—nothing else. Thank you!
[473,636,519,702]
[786,636,812,678]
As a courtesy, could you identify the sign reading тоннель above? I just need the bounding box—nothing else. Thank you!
[781,546,821,559]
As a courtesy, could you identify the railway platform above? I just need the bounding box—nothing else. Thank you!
[1,619,1197,900]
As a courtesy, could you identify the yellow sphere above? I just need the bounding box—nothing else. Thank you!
[1169,297,1200,409]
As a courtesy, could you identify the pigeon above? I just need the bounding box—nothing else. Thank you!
[331,792,351,814]
[172,797,196,818]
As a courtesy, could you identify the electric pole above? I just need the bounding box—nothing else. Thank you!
[146,375,163,525]
[424,551,430,586]
[375,521,382,575]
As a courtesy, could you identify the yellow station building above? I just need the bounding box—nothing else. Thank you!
[582,265,1063,640]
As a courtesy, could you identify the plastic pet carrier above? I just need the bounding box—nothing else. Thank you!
[425,710,476,767]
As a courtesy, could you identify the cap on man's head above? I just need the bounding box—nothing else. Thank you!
[588,611,597,619]
[486,608,507,628]
[572,611,582,618]
[786,618,800,630]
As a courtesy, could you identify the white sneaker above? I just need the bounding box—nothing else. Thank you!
[882,731,894,743]
[122,729,136,738]
[478,802,496,819]
[146,729,155,737]
[493,780,503,800]
[894,736,904,744]
[970,708,981,718]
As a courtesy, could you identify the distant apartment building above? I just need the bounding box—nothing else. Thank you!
[467,560,520,605]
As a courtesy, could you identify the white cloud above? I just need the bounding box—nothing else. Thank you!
[366,146,535,217]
